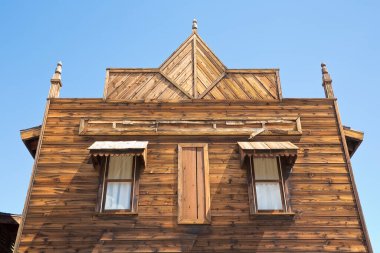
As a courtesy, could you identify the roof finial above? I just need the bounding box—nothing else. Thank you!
[321,62,331,82]
[192,19,198,32]
[321,62,334,98]
[49,61,63,98]
[51,61,62,81]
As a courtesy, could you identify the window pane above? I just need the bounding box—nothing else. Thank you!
[255,182,283,210]
[253,158,279,180]
[108,156,133,179]
[104,182,132,210]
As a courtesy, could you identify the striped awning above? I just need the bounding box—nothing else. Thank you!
[238,141,298,159]
[88,141,148,166]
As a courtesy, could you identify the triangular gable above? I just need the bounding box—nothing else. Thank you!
[160,34,195,98]
[104,30,282,101]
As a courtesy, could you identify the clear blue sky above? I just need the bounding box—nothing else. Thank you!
[1,0,379,250]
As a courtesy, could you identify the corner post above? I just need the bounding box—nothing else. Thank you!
[48,61,62,98]
[321,63,334,98]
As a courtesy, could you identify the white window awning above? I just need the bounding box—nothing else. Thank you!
[88,141,148,151]
[88,141,148,167]
[238,141,298,152]
[238,141,299,167]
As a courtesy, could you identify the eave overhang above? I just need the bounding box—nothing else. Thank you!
[0,212,21,225]
[343,126,364,157]
[20,125,41,158]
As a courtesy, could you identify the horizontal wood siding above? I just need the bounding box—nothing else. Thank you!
[18,99,368,252]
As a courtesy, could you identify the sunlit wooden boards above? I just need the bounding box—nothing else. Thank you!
[18,98,370,252]
[104,71,189,100]
[104,33,281,101]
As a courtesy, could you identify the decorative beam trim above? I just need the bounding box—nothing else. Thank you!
[79,118,302,136]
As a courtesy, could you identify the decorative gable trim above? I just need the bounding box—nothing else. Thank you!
[103,32,282,101]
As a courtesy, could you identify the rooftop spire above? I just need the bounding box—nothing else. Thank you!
[51,61,62,81]
[49,61,63,98]
[192,19,198,32]
[321,62,334,98]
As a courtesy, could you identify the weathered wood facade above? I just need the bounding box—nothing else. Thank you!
[15,21,372,252]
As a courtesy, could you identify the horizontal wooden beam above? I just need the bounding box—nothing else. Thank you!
[79,118,302,136]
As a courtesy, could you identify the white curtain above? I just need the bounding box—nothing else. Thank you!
[253,157,279,180]
[105,182,132,210]
[255,182,282,210]
[253,157,283,210]
[104,156,133,210]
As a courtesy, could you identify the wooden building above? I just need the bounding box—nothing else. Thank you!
[15,20,372,252]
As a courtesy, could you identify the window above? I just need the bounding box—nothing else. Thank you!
[177,144,211,224]
[238,141,298,215]
[102,156,137,212]
[88,141,148,214]
[248,157,288,213]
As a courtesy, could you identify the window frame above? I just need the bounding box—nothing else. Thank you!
[248,156,291,214]
[98,155,140,214]
[177,143,211,224]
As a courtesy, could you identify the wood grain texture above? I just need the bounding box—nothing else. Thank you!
[17,98,370,252]
[104,33,281,101]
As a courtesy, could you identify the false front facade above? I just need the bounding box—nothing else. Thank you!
[15,22,372,252]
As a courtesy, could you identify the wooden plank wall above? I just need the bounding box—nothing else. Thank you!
[18,99,368,252]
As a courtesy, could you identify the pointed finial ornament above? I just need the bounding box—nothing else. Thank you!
[51,61,63,82]
[321,62,334,98]
[192,19,198,32]
[49,61,63,98]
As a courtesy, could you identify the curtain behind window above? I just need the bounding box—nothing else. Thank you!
[105,156,133,210]
[253,158,282,210]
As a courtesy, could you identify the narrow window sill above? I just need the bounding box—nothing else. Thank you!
[94,212,138,217]
[178,222,211,225]
[250,212,296,218]
[178,219,211,225]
